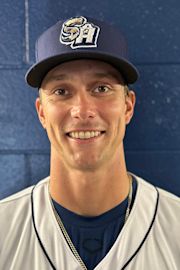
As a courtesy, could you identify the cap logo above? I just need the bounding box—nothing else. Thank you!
[60,16,100,49]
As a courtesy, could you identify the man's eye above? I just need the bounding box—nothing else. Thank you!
[93,85,110,93]
[54,89,68,95]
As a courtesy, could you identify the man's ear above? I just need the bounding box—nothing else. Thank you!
[125,90,136,125]
[35,97,46,129]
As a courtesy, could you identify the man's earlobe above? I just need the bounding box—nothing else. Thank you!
[35,97,46,129]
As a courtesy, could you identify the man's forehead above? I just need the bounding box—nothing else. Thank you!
[42,59,125,85]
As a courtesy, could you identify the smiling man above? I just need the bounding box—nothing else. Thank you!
[0,16,179,270]
[37,59,135,218]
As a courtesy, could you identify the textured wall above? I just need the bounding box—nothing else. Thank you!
[0,0,180,198]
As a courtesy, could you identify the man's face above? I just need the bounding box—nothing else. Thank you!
[36,59,135,171]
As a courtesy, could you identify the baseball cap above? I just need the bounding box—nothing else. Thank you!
[25,16,139,88]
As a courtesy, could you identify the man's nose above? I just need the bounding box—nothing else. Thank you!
[70,92,96,120]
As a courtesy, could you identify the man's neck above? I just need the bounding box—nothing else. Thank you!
[49,152,130,216]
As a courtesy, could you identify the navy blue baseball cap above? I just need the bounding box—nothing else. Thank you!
[25,16,139,88]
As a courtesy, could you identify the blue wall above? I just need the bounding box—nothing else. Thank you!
[0,0,180,199]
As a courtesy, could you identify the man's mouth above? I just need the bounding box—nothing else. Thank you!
[66,130,106,140]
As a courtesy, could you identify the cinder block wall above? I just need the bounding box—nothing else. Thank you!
[0,0,180,199]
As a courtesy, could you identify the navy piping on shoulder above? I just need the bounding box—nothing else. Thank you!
[31,185,57,270]
[120,187,159,270]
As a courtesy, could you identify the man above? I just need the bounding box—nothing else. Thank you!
[0,16,179,270]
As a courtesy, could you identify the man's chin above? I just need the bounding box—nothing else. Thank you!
[68,156,103,172]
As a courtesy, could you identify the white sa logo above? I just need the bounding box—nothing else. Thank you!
[60,16,100,49]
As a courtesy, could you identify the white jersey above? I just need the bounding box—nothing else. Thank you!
[0,175,179,270]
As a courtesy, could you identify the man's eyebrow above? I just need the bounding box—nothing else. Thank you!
[92,72,125,84]
[46,74,71,82]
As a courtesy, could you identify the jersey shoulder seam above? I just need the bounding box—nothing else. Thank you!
[157,187,180,203]
[0,186,33,204]
[0,177,49,205]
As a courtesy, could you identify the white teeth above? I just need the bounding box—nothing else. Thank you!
[91,131,95,137]
[84,131,91,139]
[69,131,102,139]
[79,131,85,139]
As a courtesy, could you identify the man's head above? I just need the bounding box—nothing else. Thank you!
[26,16,138,172]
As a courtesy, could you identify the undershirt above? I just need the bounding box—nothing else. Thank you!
[52,178,137,270]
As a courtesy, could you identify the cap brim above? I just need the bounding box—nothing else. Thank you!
[25,51,139,88]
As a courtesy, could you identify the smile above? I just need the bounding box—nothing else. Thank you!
[67,131,105,140]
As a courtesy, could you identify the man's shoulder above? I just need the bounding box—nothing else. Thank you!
[0,177,49,208]
[134,174,180,219]
[138,175,179,198]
